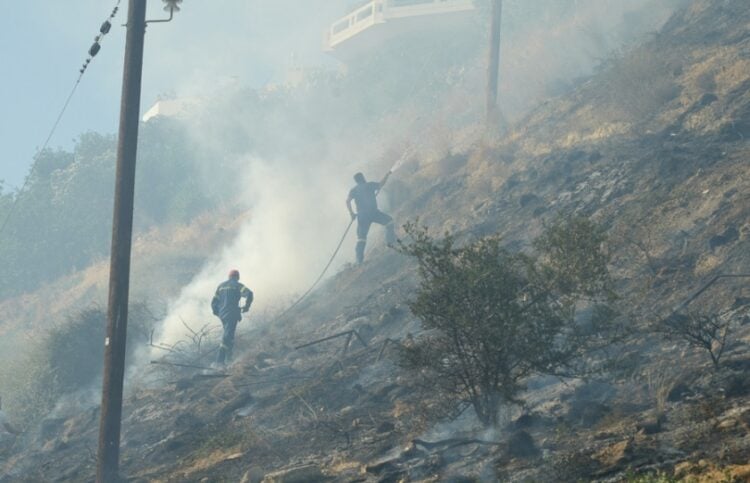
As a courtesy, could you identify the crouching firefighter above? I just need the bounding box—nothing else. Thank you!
[211,269,253,366]
[346,171,396,264]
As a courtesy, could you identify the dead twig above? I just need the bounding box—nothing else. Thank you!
[234,374,314,388]
[412,438,503,451]
[377,338,403,361]
[149,360,222,373]
[180,316,199,338]
[293,390,319,422]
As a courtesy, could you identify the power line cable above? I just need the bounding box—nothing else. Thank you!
[0,1,122,239]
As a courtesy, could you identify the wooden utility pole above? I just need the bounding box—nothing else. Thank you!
[486,0,503,125]
[97,0,147,481]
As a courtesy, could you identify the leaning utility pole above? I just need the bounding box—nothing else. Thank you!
[486,0,503,125]
[96,0,147,481]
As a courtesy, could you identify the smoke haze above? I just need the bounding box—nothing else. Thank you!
[152,0,688,346]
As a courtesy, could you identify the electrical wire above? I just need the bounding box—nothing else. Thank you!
[0,0,122,240]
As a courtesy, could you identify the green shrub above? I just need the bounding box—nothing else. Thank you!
[0,303,154,427]
[396,215,618,427]
[624,470,677,482]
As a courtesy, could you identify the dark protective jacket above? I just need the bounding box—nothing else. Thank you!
[349,181,381,216]
[211,278,253,323]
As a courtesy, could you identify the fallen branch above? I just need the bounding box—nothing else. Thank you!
[295,330,368,351]
[149,360,221,372]
[234,374,314,388]
[377,338,403,361]
[412,438,503,451]
[293,390,319,422]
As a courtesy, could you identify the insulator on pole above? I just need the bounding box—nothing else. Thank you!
[89,42,101,57]
[100,20,112,34]
[162,0,182,12]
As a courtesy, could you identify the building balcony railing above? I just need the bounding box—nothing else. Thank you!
[324,0,476,53]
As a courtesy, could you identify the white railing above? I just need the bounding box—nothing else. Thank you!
[325,0,475,51]
[327,1,385,49]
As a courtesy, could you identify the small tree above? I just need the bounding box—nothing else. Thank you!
[657,311,732,369]
[397,216,616,427]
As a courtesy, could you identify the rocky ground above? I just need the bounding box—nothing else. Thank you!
[2,0,750,481]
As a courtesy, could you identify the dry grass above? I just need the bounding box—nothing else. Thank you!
[595,47,683,123]
[643,365,682,420]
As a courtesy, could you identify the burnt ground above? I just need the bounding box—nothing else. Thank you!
[3,0,750,481]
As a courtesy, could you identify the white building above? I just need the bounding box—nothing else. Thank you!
[324,0,477,62]
[142,98,201,123]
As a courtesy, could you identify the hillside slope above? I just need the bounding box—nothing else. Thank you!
[2,0,750,481]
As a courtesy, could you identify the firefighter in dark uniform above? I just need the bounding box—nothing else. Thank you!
[211,269,253,365]
[346,171,396,264]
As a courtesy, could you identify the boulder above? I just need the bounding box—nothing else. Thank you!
[376,421,396,434]
[709,225,739,250]
[636,415,664,435]
[594,439,633,469]
[667,382,692,402]
[567,400,610,427]
[262,464,325,483]
[240,465,266,483]
[507,430,540,459]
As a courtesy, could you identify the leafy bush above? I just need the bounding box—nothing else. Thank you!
[396,215,618,427]
[0,303,154,427]
[624,470,677,483]
[0,121,220,300]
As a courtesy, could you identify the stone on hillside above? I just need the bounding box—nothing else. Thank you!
[519,193,542,208]
[442,476,478,483]
[378,306,405,326]
[709,225,739,250]
[174,413,203,430]
[511,412,546,430]
[721,374,750,398]
[716,417,738,432]
[365,457,402,476]
[567,400,610,427]
[636,415,664,435]
[667,382,692,402]
[262,464,325,483]
[594,439,633,469]
[218,391,254,419]
[240,465,266,483]
[507,430,540,459]
[699,92,718,106]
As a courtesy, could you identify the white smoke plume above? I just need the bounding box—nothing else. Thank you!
[156,152,361,344]
[151,0,689,347]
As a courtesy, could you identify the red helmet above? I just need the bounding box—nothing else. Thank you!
[228,269,240,279]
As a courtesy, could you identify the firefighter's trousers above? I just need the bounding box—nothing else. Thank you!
[217,317,239,365]
[356,210,396,264]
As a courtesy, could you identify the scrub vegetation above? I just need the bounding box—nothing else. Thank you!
[397,216,618,426]
[0,303,154,427]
